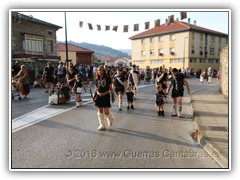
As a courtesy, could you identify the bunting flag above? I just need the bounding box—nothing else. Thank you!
[79,21,83,28]
[168,15,174,24]
[79,12,190,33]
[134,24,139,31]
[88,23,93,30]
[123,25,128,32]
[105,25,110,31]
[154,19,160,27]
[145,21,150,29]
[97,25,101,31]
[180,11,187,20]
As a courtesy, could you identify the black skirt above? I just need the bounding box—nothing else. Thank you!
[95,93,111,108]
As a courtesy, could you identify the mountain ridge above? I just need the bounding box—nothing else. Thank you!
[58,41,130,58]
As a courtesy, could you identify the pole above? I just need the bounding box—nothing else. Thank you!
[64,12,69,66]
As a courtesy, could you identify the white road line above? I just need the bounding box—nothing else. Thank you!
[12,84,153,133]
[12,100,92,133]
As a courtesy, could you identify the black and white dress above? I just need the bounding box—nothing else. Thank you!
[113,74,125,94]
[156,90,165,105]
[170,73,185,98]
[94,77,112,108]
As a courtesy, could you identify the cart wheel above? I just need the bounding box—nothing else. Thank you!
[18,97,22,100]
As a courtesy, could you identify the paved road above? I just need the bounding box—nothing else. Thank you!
[11,78,221,169]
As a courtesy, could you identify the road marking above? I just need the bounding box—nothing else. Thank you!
[12,100,92,133]
[11,84,154,133]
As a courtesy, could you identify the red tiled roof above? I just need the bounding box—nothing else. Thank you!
[129,21,228,40]
[57,43,94,53]
[100,57,118,61]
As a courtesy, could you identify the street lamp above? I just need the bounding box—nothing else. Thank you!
[183,37,188,69]
[64,12,69,66]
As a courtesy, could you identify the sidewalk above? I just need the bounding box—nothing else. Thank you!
[191,84,229,168]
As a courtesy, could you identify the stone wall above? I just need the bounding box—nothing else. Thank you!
[219,45,228,99]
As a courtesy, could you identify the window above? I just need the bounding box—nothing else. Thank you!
[158,36,164,42]
[47,30,53,36]
[24,34,43,54]
[150,49,155,55]
[190,58,197,63]
[170,34,175,41]
[47,40,54,53]
[150,37,155,43]
[200,34,203,41]
[141,50,146,56]
[158,49,163,56]
[141,39,145,44]
[170,59,184,63]
[218,37,221,43]
[210,48,215,55]
[191,46,195,54]
[218,49,221,56]
[150,60,164,64]
[134,61,145,66]
[216,59,220,63]
[210,35,215,42]
[191,32,195,40]
[208,59,214,63]
[199,47,203,55]
[170,48,175,55]
[200,59,206,63]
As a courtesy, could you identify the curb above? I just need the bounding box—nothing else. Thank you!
[193,116,228,168]
[190,90,229,168]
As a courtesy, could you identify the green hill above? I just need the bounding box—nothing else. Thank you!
[65,41,129,58]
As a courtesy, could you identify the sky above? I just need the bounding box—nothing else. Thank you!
[18,10,229,50]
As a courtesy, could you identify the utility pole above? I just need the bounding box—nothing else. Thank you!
[64,12,69,67]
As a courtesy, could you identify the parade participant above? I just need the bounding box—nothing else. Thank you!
[113,67,126,111]
[66,65,77,91]
[167,68,190,117]
[14,65,30,99]
[73,74,86,107]
[200,69,206,83]
[156,70,169,103]
[207,67,213,83]
[144,67,151,84]
[155,84,165,116]
[94,65,115,131]
[43,62,54,92]
[126,85,134,110]
[128,65,140,99]
[57,62,65,83]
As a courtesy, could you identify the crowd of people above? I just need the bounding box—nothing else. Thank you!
[12,60,219,131]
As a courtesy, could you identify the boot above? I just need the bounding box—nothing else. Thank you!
[97,112,106,131]
[162,111,165,116]
[158,111,161,116]
[105,112,114,127]
[178,105,182,117]
[171,105,177,117]
[118,99,123,111]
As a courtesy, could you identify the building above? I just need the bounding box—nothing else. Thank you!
[100,56,131,67]
[129,20,228,71]
[57,43,94,66]
[11,12,62,83]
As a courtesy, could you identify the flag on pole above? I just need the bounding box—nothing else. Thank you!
[113,26,118,32]
[123,25,128,32]
[105,25,110,31]
[134,24,139,31]
[154,19,160,27]
[168,15,174,24]
[97,25,101,31]
[88,23,93,30]
[180,12,187,20]
[79,21,83,28]
[145,21,150,29]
